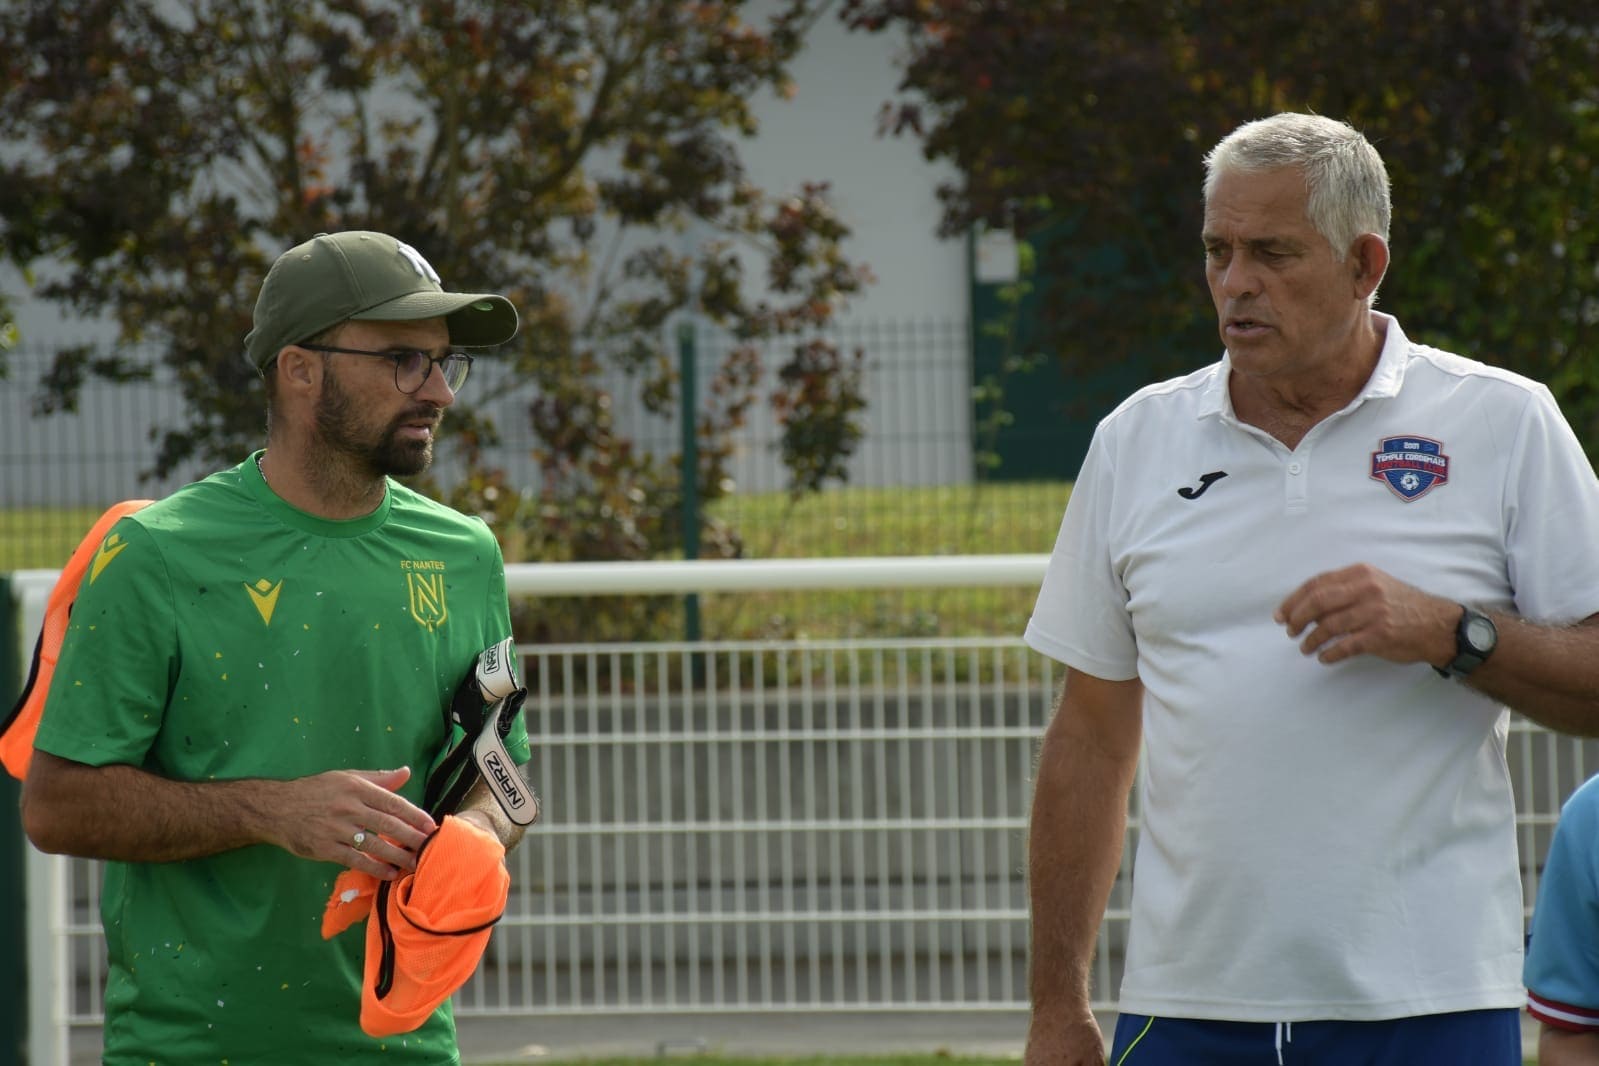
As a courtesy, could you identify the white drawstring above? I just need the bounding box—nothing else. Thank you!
[1273,1021,1294,1065]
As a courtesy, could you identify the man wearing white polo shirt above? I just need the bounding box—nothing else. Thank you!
[1022,112,1599,1066]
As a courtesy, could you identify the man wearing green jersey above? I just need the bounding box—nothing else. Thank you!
[21,230,530,1064]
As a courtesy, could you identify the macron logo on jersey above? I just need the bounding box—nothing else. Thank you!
[1371,436,1449,501]
[245,578,284,626]
[89,533,131,584]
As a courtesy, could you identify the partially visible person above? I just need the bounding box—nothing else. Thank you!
[1527,772,1599,1065]
[21,230,530,1064]
[1022,113,1599,1066]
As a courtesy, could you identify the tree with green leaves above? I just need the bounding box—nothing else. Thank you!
[843,0,1599,454]
[0,0,870,599]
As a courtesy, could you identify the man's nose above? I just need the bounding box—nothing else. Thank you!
[414,360,457,408]
[1217,256,1260,299]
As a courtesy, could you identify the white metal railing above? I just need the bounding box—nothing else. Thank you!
[471,633,1050,1018]
[13,557,1599,1066]
[14,556,1055,1065]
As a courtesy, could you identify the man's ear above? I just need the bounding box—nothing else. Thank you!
[1350,233,1390,300]
[275,346,321,393]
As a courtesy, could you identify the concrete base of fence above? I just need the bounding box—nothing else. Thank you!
[63,1009,1036,1064]
[59,1010,1543,1064]
[454,1009,1534,1065]
[459,1009,1035,1062]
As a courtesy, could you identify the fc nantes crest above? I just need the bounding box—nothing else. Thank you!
[403,561,449,631]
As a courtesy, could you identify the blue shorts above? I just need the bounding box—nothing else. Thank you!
[1108,1009,1521,1065]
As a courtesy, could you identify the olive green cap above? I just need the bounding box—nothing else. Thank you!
[244,230,519,370]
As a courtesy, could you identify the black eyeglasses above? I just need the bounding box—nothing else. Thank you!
[297,344,474,395]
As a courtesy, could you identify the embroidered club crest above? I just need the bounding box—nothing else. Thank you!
[406,571,449,631]
[1371,436,1449,501]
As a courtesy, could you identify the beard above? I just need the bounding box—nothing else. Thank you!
[314,365,439,478]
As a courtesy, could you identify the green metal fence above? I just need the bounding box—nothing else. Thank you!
[1,574,27,1066]
[1,321,1082,641]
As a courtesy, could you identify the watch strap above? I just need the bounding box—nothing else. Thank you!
[1436,606,1496,679]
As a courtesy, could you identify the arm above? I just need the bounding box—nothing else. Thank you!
[1275,564,1599,734]
[1542,1028,1599,1065]
[20,751,437,878]
[1469,610,1599,734]
[1024,668,1143,1066]
[455,772,530,852]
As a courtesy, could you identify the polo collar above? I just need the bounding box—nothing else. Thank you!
[1198,310,1410,423]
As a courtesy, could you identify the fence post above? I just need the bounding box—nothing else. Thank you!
[677,321,703,645]
[0,575,28,1066]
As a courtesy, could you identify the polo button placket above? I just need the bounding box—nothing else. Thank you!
[1286,454,1310,513]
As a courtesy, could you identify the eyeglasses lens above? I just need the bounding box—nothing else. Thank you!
[439,354,471,392]
[394,351,471,394]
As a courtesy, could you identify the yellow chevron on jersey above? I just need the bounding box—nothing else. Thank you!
[89,533,132,584]
[245,578,284,626]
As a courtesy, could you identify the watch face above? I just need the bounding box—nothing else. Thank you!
[1465,615,1496,652]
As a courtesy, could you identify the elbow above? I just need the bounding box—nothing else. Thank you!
[19,794,62,854]
[20,773,78,856]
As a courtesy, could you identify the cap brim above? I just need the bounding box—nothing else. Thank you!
[352,292,519,348]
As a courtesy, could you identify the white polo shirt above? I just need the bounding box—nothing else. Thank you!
[1025,312,1599,1021]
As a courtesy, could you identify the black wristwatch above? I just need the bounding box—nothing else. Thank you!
[1435,605,1498,679]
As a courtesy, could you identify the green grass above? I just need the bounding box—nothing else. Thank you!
[0,505,108,572]
[1,483,1069,569]
[709,481,1069,559]
[494,1058,1020,1066]
[527,1059,1020,1065]
[698,481,1068,641]
[1,481,1073,641]
[480,1054,1536,1066]
[511,1054,1010,1061]
[516,480,1072,643]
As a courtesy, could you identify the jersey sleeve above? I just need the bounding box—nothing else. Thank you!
[485,537,531,765]
[1526,776,1599,1030]
[1023,422,1139,680]
[33,518,177,768]
[1504,385,1599,624]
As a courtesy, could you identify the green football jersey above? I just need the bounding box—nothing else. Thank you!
[34,454,530,1065]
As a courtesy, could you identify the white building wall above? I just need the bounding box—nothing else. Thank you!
[736,4,971,491]
[0,7,970,507]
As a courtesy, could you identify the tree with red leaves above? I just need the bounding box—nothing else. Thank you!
[844,1,1599,455]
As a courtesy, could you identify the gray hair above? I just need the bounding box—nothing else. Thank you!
[1203,113,1391,262]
